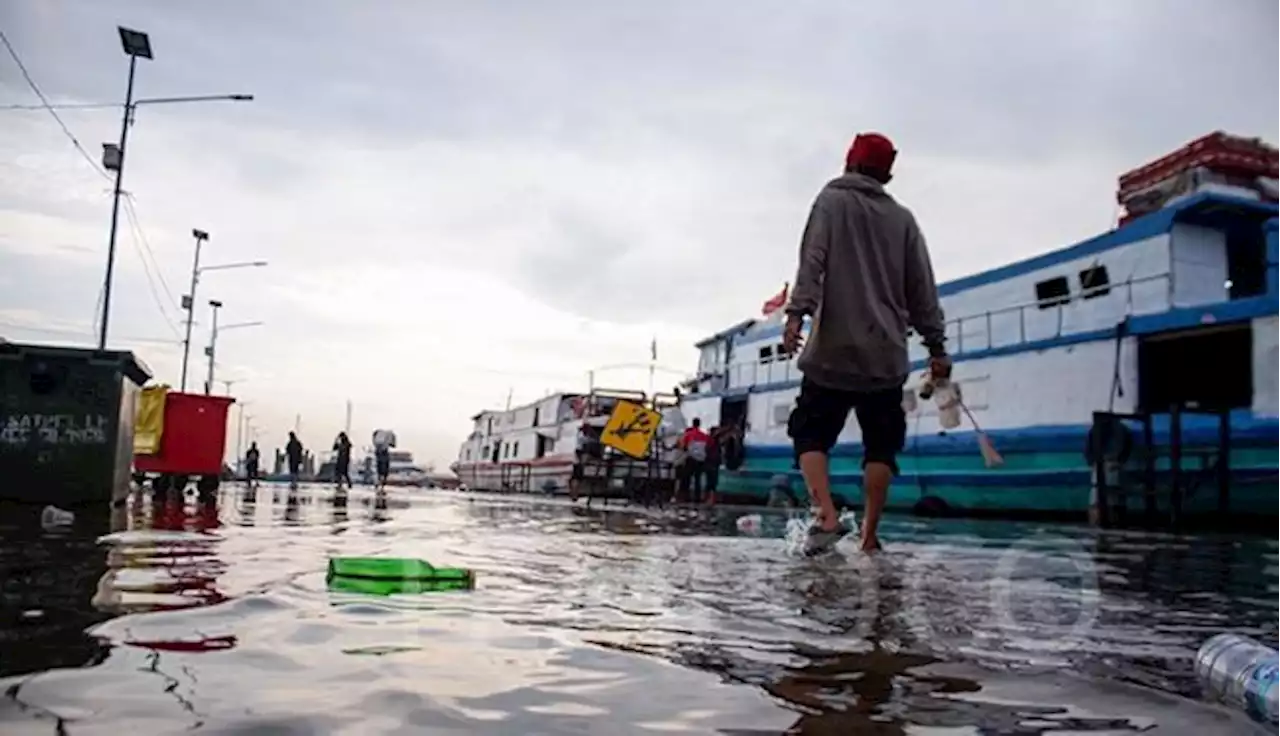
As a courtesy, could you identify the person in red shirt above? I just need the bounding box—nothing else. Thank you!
[678,419,711,503]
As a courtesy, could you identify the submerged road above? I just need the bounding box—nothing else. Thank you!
[0,486,1274,734]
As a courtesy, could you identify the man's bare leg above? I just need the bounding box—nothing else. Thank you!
[860,461,891,551]
[798,451,840,530]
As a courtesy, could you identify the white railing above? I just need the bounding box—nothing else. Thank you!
[720,272,1172,390]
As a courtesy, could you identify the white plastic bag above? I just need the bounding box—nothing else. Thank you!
[933,379,962,430]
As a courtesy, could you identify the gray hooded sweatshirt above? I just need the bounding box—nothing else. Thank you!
[785,172,947,392]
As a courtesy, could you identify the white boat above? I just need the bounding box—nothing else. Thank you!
[354,432,430,487]
[679,130,1278,525]
[452,390,685,496]
[384,450,429,487]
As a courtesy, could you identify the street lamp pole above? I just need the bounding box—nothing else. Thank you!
[93,25,252,351]
[204,312,263,396]
[235,402,250,474]
[96,28,150,350]
[204,300,222,395]
[180,228,209,390]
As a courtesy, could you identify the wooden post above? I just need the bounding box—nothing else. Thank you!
[1169,405,1183,528]
[1090,412,1109,527]
[1142,413,1157,526]
[1216,408,1231,518]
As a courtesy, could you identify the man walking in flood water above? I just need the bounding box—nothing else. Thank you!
[781,132,950,553]
[332,432,353,490]
[244,441,260,488]
[372,428,395,491]
[286,431,304,489]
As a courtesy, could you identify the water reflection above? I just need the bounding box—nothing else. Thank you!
[0,490,1273,733]
[93,497,229,615]
[0,502,119,680]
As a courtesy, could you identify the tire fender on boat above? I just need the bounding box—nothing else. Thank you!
[913,496,953,517]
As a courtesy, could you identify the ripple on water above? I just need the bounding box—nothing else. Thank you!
[0,487,1275,734]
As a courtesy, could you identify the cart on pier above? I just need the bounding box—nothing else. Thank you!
[132,388,235,496]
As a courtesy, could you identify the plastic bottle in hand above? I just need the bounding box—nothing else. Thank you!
[1196,633,1278,724]
[921,372,962,429]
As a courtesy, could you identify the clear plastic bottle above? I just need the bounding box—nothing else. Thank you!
[1195,633,1278,724]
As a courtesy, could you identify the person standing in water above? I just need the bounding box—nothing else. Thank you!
[781,132,949,553]
[286,432,304,489]
[244,441,260,488]
[332,432,353,490]
[372,429,395,491]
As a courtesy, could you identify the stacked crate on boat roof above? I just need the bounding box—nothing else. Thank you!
[1117,131,1278,225]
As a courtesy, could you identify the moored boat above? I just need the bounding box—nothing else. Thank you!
[452,389,684,498]
[679,131,1279,526]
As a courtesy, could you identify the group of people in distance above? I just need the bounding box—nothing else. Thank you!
[239,428,397,491]
[672,418,731,505]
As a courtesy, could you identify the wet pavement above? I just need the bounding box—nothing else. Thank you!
[0,485,1275,734]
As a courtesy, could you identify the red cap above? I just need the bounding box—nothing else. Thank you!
[846,132,897,174]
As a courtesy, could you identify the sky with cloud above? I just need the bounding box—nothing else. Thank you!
[1,0,1276,467]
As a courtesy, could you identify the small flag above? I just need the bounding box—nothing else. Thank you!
[762,283,789,316]
[650,337,658,362]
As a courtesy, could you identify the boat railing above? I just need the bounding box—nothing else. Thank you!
[941,271,1170,354]
[719,272,1172,391]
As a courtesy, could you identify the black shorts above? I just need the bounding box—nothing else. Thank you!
[787,378,907,474]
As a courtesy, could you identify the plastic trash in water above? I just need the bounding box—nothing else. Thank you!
[1196,633,1278,724]
[326,557,474,595]
[736,514,764,534]
[41,505,75,529]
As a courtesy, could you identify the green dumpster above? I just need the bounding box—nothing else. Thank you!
[0,342,152,506]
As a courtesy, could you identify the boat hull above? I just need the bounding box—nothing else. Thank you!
[454,457,576,494]
[719,420,1278,521]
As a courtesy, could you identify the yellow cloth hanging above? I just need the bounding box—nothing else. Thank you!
[134,385,169,455]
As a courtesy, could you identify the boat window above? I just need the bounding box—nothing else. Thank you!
[758,345,773,363]
[771,403,790,427]
[1079,265,1111,299]
[1034,276,1071,309]
[513,441,519,457]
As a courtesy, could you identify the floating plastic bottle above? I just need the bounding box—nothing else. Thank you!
[1195,633,1278,724]
[735,514,763,534]
[326,557,474,595]
[41,505,75,529]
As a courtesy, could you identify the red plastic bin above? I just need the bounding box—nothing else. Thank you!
[134,392,235,476]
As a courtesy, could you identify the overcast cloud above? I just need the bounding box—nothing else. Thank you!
[1,0,1276,466]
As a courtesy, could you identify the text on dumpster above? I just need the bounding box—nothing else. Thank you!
[0,414,108,446]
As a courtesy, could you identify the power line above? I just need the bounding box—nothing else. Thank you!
[120,202,182,340]
[122,195,183,313]
[2,28,183,343]
[0,101,120,111]
[0,28,111,181]
[0,322,181,345]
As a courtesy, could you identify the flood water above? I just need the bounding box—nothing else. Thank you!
[0,487,1275,734]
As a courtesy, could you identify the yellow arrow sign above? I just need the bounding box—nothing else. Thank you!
[600,400,662,459]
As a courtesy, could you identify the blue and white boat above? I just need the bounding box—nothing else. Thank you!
[680,132,1278,523]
